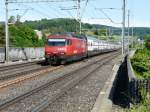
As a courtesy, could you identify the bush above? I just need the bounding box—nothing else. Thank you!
[131,49,150,80]
[145,41,150,50]
[9,24,44,47]
[144,35,150,50]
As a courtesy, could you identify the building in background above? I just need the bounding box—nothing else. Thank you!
[34,30,42,40]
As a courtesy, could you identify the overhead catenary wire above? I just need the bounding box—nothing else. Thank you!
[15,1,81,29]
[80,0,89,18]
[12,5,34,19]
[37,4,60,18]
[19,4,53,19]
[4,0,86,63]
[6,0,76,3]
[60,6,77,19]
[95,8,122,24]
[49,5,67,17]
[16,4,46,19]
[85,2,110,22]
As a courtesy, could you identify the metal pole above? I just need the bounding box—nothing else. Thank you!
[106,28,109,42]
[132,26,134,48]
[109,27,111,39]
[5,0,9,63]
[106,28,108,38]
[122,0,126,57]
[127,10,130,54]
[77,0,81,34]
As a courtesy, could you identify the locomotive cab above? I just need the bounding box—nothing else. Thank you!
[45,38,71,64]
[45,33,87,65]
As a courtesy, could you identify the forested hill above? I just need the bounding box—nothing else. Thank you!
[1,18,150,47]
[23,18,150,37]
[1,18,150,38]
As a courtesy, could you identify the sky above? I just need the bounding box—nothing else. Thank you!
[0,0,150,27]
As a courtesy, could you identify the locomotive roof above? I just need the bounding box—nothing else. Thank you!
[50,32,87,40]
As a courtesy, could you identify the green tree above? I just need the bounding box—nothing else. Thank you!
[0,25,5,47]
[99,29,107,36]
[16,15,21,25]
[8,16,16,24]
[94,30,98,35]
[144,35,150,50]
[9,24,44,47]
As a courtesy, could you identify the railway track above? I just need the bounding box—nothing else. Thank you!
[0,51,117,87]
[0,66,62,88]
[0,61,43,72]
[0,65,44,81]
[0,60,46,80]
[33,52,120,112]
[0,51,120,112]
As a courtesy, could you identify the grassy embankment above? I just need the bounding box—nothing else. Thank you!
[128,49,150,112]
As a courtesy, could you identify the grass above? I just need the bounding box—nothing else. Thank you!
[131,49,150,80]
[126,90,150,112]
[126,48,150,112]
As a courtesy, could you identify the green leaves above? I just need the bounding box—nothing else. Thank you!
[144,35,150,50]
[130,49,150,112]
[131,49,150,80]
[9,24,44,47]
[0,25,5,47]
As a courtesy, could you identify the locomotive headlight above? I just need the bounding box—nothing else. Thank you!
[58,48,66,51]
[60,52,65,55]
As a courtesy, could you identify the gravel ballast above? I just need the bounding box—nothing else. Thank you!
[0,52,119,112]
[42,55,122,112]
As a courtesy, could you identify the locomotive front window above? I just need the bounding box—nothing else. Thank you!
[47,39,66,46]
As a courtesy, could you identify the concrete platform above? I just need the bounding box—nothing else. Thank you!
[91,55,124,112]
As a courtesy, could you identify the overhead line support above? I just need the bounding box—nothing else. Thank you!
[77,0,81,34]
[5,0,9,63]
[122,0,126,58]
[127,10,130,54]
[4,0,79,63]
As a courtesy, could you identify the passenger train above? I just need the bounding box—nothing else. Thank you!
[45,32,120,65]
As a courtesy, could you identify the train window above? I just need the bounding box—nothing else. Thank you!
[47,39,66,46]
[88,42,91,46]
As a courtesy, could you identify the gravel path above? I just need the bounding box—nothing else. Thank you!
[41,55,122,112]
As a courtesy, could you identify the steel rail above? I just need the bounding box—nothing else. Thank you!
[32,52,120,112]
[0,65,49,81]
[0,60,43,72]
[0,51,120,111]
[0,66,62,88]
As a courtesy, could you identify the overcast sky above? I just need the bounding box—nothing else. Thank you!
[0,0,149,27]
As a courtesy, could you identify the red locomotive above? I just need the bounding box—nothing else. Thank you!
[45,33,87,64]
